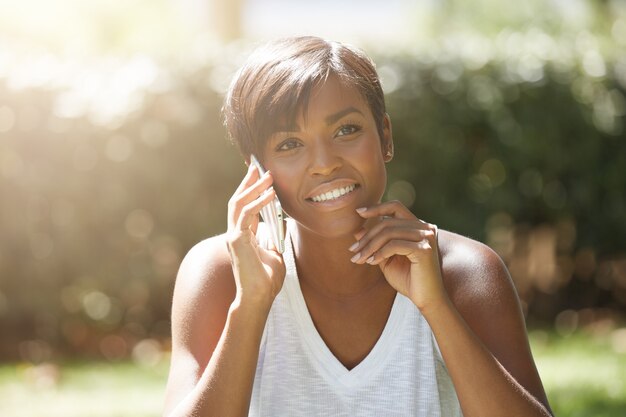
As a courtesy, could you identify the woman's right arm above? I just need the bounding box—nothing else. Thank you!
[163,165,285,417]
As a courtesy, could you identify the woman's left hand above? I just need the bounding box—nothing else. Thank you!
[350,201,449,312]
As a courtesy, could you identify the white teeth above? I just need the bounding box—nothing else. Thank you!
[311,184,356,202]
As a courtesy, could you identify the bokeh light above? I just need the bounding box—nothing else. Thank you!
[0,2,625,415]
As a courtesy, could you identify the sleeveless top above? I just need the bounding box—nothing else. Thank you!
[249,221,463,417]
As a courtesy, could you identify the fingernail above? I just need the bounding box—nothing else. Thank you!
[348,242,359,252]
[354,228,366,240]
[356,207,367,213]
[350,252,361,263]
[366,256,375,264]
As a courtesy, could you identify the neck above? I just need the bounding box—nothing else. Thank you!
[288,219,389,300]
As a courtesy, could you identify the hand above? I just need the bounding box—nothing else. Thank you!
[226,164,286,307]
[349,201,448,312]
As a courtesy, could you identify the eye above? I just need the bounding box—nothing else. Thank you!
[336,123,361,137]
[276,138,302,152]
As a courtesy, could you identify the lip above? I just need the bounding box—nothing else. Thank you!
[305,179,360,201]
[303,180,361,212]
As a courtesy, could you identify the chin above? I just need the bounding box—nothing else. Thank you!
[287,209,366,239]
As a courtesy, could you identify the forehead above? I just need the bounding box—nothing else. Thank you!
[279,76,370,129]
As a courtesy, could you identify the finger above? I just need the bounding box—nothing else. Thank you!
[235,187,277,232]
[234,163,260,195]
[351,228,435,264]
[228,171,273,227]
[356,200,417,221]
[259,238,282,259]
[366,239,434,266]
[349,218,426,253]
[237,171,273,205]
[353,228,366,241]
[351,225,434,262]
[229,165,261,228]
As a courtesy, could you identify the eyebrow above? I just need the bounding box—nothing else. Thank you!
[273,107,364,133]
[325,107,363,126]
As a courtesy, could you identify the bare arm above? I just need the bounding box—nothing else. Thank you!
[426,237,552,417]
[162,237,270,417]
[352,202,552,417]
[163,165,285,417]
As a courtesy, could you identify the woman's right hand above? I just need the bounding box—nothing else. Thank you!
[226,163,286,309]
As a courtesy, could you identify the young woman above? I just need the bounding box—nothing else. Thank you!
[163,36,553,417]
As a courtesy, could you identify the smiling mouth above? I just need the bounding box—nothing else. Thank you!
[308,184,359,203]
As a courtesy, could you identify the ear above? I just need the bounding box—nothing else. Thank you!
[381,113,394,162]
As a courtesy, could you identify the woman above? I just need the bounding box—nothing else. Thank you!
[163,36,553,417]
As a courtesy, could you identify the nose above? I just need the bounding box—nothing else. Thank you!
[307,141,341,177]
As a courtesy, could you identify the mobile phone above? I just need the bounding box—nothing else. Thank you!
[250,155,285,253]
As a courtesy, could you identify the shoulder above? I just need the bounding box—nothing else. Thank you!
[438,229,506,277]
[437,229,526,340]
[437,228,529,351]
[165,235,236,415]
[438,229,513,309]
[171,233,236,349]
[174,233,235,304]
[173,223,272,313]
[435,230,552,412]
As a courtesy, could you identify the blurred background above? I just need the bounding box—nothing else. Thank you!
[0,0,625,416]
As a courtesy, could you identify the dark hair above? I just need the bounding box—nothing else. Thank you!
[222,36,386,158]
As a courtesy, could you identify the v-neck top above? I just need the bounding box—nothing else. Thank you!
[248,221,463,416]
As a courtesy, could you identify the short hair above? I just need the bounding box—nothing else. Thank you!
[222,36,386,159]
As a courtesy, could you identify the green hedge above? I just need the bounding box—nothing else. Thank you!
[0,33,625,360]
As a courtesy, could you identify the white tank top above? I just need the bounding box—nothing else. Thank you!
[249,221,463,417]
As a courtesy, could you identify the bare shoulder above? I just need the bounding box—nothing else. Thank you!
[436,228,528,352]
[173,233,236,322]
[169,234,236,355]
[437,229,515,314]
[164,233,236,415]
[436,229,551,411]
[176,233,235,291]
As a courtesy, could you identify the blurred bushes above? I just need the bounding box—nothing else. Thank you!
[0,29,625,361]
[381,30,626,322]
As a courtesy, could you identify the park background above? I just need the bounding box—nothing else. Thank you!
[0,0,625,415]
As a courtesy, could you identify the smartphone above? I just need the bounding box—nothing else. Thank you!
[250,155,285,253]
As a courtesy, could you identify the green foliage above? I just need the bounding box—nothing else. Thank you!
[530,329,626,416]
[0,330,623,416]
[381,37,626,246]
[1,27,625,360]
[0,360,168,417]
[376,31,626,321]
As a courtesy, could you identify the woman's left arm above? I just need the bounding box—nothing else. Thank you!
[352,202,553,417]
[422,245,553,417]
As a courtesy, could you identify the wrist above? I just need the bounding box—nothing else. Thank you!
[230,291,274,317]
[414,295,454,320]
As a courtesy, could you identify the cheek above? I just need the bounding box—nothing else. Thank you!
[358,140,387,196]
[271,170,297,209]
[357,137,386,171]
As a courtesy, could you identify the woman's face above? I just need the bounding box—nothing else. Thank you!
[260,76,392,238]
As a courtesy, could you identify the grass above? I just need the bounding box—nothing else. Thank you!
[0,360,169,417]
[530,329,626,417]
[0,330,624,416]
